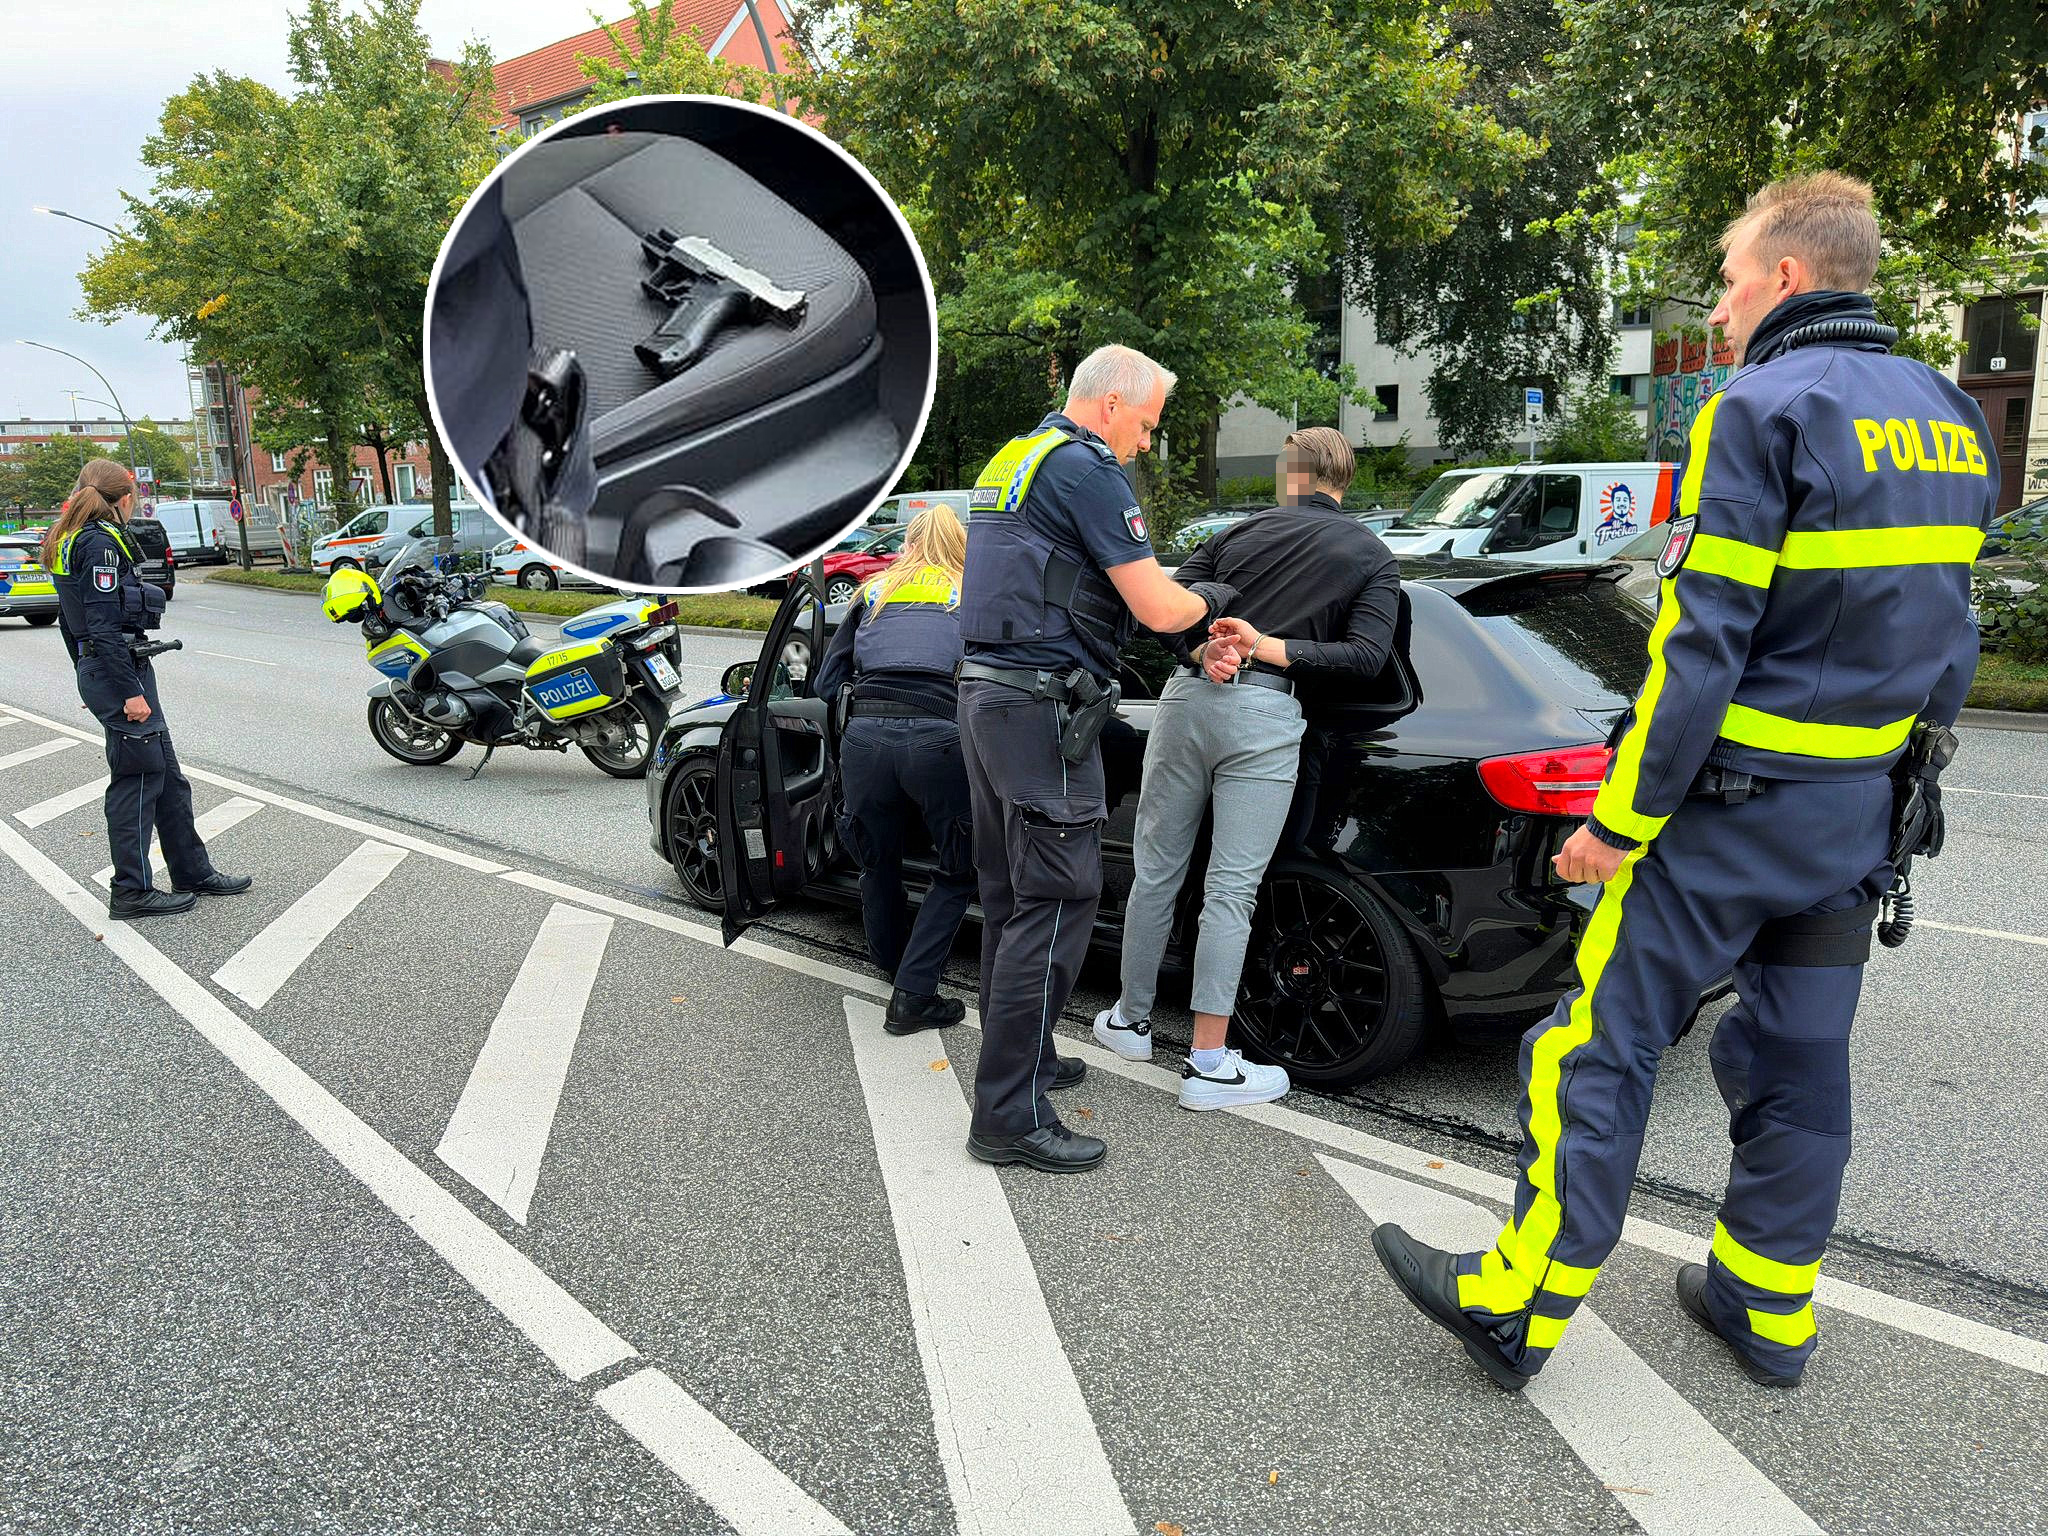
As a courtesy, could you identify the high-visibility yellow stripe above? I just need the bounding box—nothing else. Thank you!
[1686,533,1777,587]
[1778,525,1983,569]
[1456,1249,1526,1316]
[1713,1221,1822,1294]
[1594,390,1724,841]
[1719,703,1916,759]
[1747,1304,1817,1347]
[1526,1313,1569,1350]
[1503,845,1650,1284]
[1500,1221,1599,1297]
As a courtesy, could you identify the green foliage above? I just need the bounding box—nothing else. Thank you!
[576,0,782,106]
[1967,654,2048,714]
[1555,0,2048,355]
[1541,383,1649,463]
[790,0,1529,498]
[1216,475,1276,506]
[1,425,190,509]
[1976,531,2048,665]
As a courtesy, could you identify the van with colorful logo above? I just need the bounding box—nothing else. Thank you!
[1379,462,1677,566]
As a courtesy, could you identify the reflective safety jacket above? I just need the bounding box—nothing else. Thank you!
[51,520,158,697]
[1591,317,1996,848]
[850,564,963,682]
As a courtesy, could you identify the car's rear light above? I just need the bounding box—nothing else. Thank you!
[1478,743,1611,816]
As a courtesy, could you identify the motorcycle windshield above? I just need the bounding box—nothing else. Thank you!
[379,540,434,584]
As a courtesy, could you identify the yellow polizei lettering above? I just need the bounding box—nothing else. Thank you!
[1909,420,1938,472]
[1959,426,1988,476]
[1713,1222,1822,1294]
[1883,419,1914,471]
[1777,525,1983,569]
[1852,419,1886,473]
[1930,420,1953,472]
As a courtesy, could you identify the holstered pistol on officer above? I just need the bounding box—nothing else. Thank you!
[1877,719,1958,947]
[1056,667,1120,764]
[635,229,808,379]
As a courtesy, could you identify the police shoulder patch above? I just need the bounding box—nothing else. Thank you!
[1656,515,1698,579]
[1124,506,1147,542]
[93,568,118,592]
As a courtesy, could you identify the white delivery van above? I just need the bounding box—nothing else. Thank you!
[1378,462,1678,565]
[310,503,414,573]
[147,498,237,564]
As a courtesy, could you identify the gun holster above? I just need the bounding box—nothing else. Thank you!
[1887,721,1957,868]
[1056,669,1120,764]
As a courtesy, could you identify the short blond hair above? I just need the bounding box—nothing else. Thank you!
[1281,427,1355,495]
[1721,172,1881,293]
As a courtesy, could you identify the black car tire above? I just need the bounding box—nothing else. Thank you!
[579,690,665,778]
[824,575,858,605]
[664,753,723,911]
[1233,858,1429,1088]
[367,697,464,765]
[24,613,57,627]
[333,557,361,572]
[519,563,559,591]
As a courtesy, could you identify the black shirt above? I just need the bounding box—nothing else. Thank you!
[1171,493,1400,676]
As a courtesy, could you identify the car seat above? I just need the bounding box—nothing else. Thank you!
[431,131,900,588]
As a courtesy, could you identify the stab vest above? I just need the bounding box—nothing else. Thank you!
[961,428,1132,675]
[852,564,964,683]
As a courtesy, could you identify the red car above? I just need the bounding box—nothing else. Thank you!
[815,524,906,604]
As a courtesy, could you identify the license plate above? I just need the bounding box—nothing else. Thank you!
[645,652,681,692]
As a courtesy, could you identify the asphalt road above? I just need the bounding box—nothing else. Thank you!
[2,574,2044,1535]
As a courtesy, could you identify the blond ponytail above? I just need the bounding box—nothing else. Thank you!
[41,458,134,567]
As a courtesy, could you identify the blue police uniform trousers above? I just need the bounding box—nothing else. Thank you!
[838,714,975,997]
[958,679,1106,1137]
[1459,774,1893,1378]
[75,654,212,899]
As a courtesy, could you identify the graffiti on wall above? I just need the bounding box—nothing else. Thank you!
[1650,327,1737,460]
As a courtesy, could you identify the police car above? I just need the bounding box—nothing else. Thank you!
[0,532,60,626]
[648,560,1711,1087]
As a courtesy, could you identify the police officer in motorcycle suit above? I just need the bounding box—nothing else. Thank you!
[958,344,1238,1174]
[45,459,251,919]
[1373,175,1997,1390]
[813,502,977,1034]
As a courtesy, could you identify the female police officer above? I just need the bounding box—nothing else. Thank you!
[812,503,976,1033]
[44,458,249,919]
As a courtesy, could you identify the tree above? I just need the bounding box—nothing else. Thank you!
[576,0,782,108]
[1343,0,1625,456]
[789,0,1532,504]
[126,418,193,493]
[1553,0,2048,361]
[1540,382,1648,463]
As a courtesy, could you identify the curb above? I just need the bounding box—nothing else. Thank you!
[1957,707,2048,734]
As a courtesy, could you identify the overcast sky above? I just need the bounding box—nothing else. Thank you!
[0,0,620,425]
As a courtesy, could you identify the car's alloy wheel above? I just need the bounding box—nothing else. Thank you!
[1232,859,1428,1088]
[520,563,559,590]
[666,755,722,911]
[824,575,857,605]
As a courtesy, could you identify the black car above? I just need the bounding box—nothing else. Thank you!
[648,560,1655,1086]
[126,515,176,600]
[1981,495,2047,558]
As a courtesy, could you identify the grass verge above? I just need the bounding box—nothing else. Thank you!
[1967,653,2048,713]
[204,566,778,630]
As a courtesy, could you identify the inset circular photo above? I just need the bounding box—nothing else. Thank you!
[425,95,936,591]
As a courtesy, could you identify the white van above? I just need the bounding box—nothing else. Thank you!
[146,498,242,564]
[310,504,413,573]
[1379,462,1678,565]
[867,489,971,528]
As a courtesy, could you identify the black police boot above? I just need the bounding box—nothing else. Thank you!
[1050,1055,1087,1090]
[174,871,253,897]
[109,888,198,920]
[1372,1224,1534,1393]
[965,1121,1107,1174]
[884,988,966,1035]
[1676,1263,1802,1389]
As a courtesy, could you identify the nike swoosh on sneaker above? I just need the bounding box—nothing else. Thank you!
[1186,1069,1247,1086]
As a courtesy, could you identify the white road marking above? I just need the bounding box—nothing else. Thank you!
[0,715,18,729]
[844,996,1132,1536]
[1320,1154,1825,1536]
[437,902,613,1224]
[0,817,851,1531]
[190,647,280,667]
[0,737,77,772]
[15,774,111,826]
[594,1368,851,1536]
[91,796,263,887]
[212,839,407,1009]
[5,700,2034,1382]
[1914,919,2048,949]
[1946,785,2048,802]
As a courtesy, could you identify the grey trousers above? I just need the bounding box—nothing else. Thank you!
[1119,671,1306,1021]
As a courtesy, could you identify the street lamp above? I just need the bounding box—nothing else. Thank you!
[17,339,137,478]
[31,206,124,239]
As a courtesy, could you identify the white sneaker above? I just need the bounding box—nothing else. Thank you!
[1092,1003,1153,1061]
[1178,1049,1289,1111]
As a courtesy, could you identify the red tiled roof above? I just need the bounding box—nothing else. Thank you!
[491,3,778,123]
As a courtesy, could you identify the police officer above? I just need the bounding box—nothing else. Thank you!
[958,344,1237,1174]
[45,459,251,919]
[1374,173,1995,1390]
[813,502,976,1033]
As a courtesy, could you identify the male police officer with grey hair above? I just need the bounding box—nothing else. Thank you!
[1374,173,1994,1391]
[959,343,1236,1173]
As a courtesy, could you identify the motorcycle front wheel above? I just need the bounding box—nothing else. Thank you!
[579,690,664,778]
[367,697,464,766]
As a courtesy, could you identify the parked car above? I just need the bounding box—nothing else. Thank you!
[486,535,605,591]
[814,523,909,604]
[126,515,175,600]
[0,531,59,626]
[146,496,284,562]
[866,489,972,529]
[1161,513,1249,559]
[1982,496,2048,559]
[648,559,1689,1087]
[358,502,494,572]
[1380,462,1677,565]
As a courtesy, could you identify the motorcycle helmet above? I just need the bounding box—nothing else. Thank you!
[322,567,382,623]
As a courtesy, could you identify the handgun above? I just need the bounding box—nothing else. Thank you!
[635,228,808,380]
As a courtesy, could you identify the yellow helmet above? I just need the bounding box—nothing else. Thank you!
[322,567,382,623]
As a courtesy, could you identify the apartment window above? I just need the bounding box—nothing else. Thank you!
[1962,296,2039,377]
[394,463,418,501]
[270,451,287,473]
[1611,373,1651,408]
[313,469,333,503]
[1614,300,1654,328]
[1374,384,1400,421]
[2024,110,2047,165]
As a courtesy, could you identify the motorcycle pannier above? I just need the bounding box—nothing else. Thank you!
[524,640,628,720]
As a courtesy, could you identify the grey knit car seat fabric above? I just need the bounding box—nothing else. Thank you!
[499,132,877,466]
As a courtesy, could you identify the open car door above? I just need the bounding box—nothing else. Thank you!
[715,576,834,944]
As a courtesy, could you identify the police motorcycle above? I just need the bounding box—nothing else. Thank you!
[322,541,684,777]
